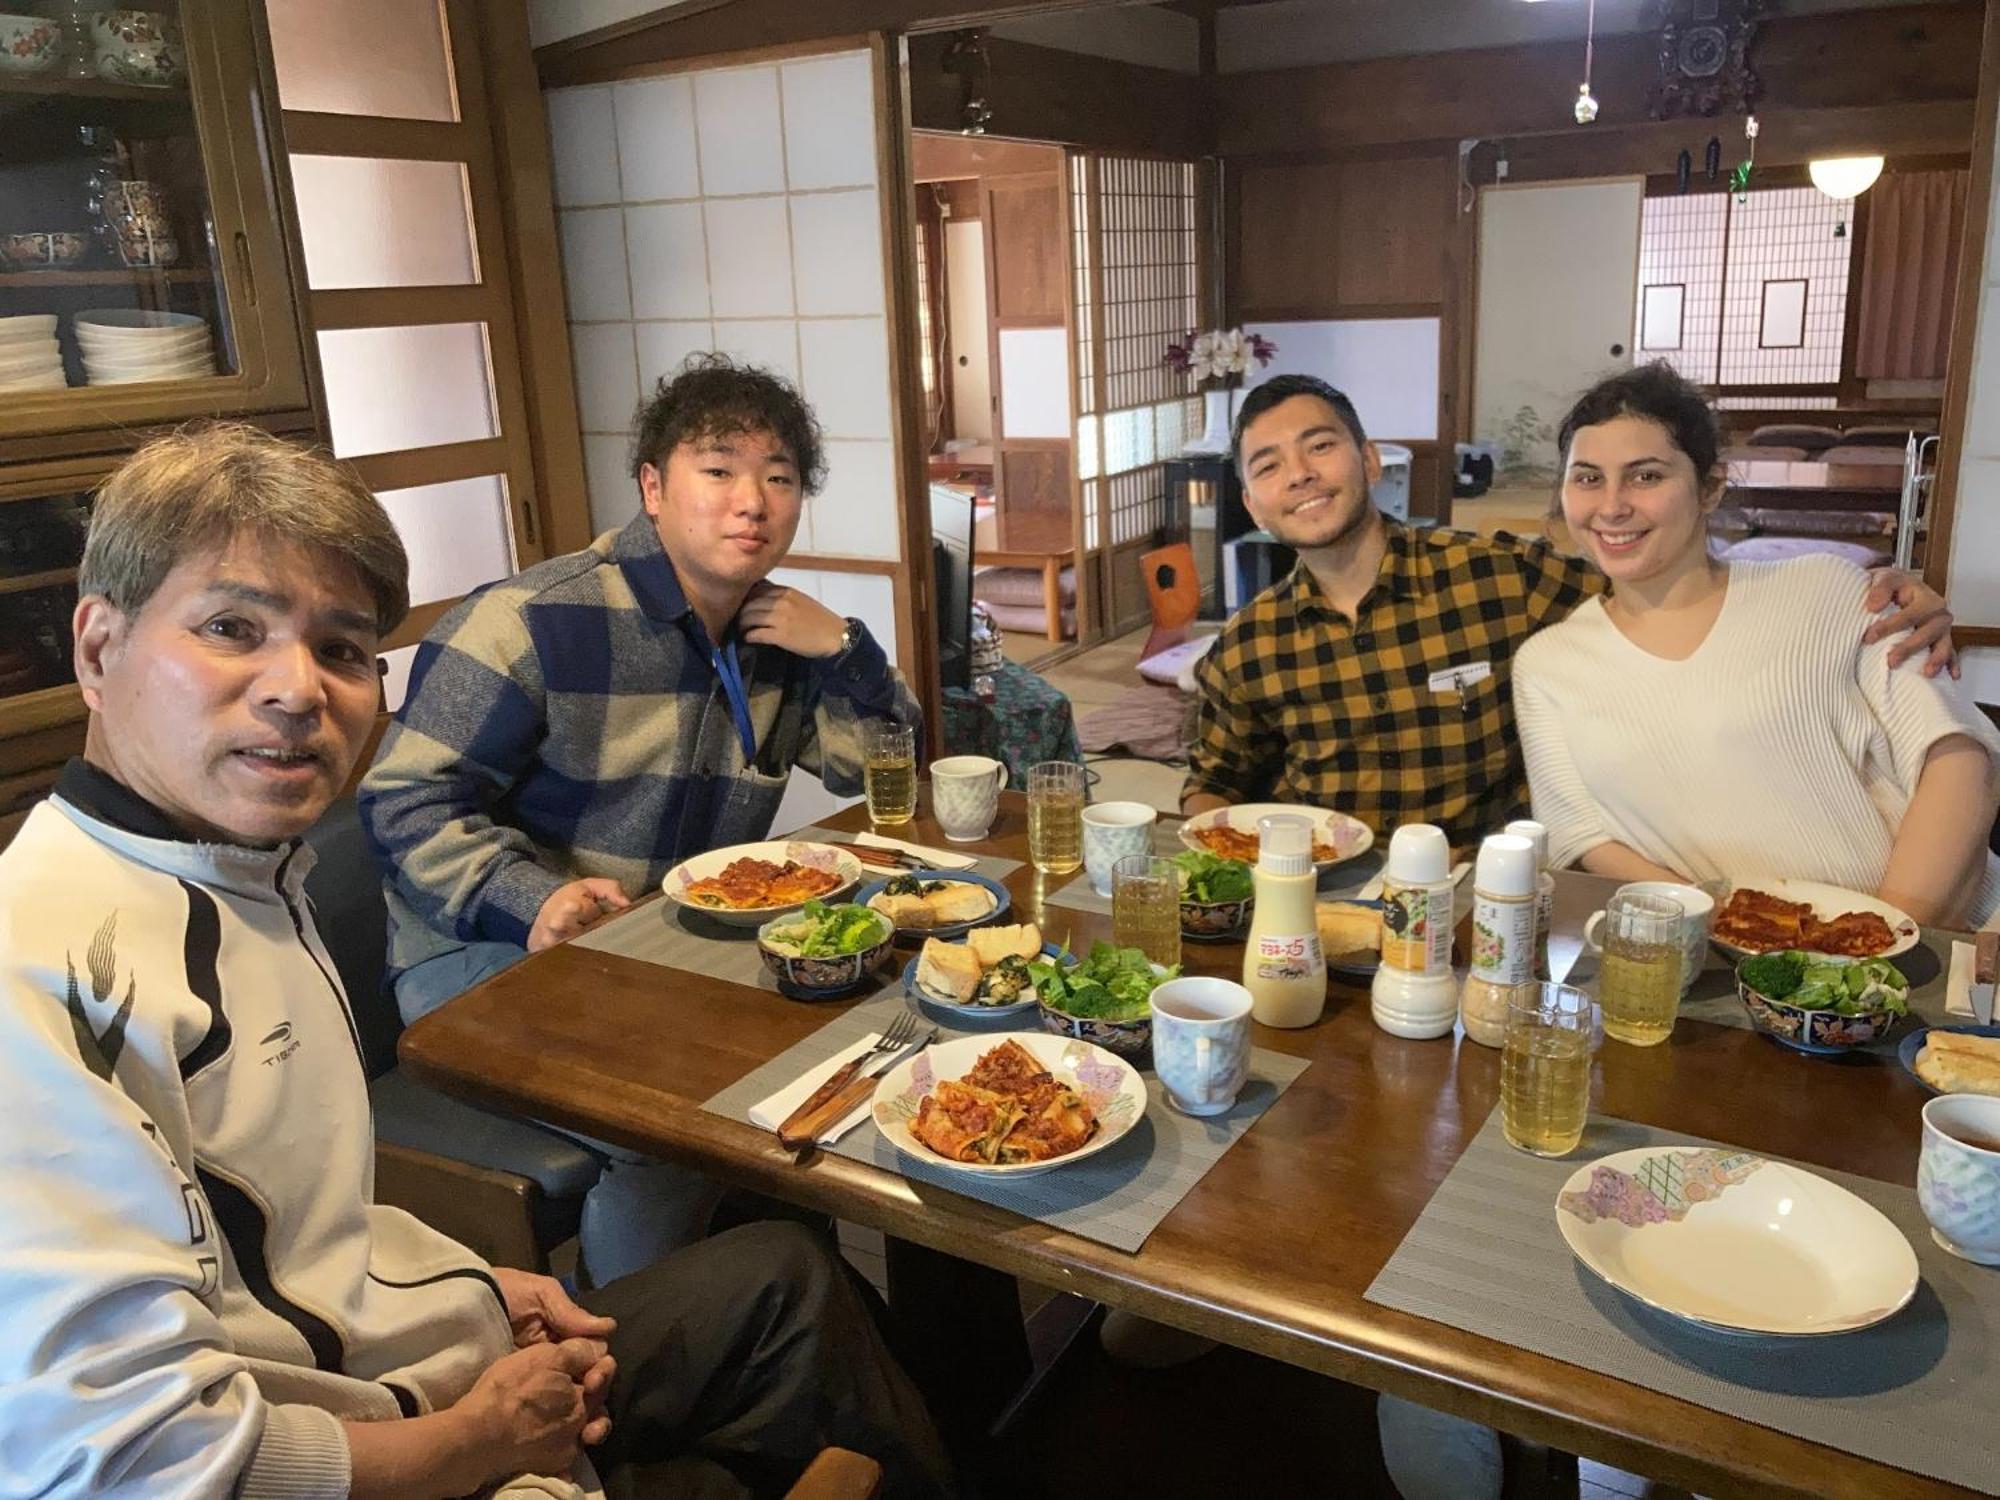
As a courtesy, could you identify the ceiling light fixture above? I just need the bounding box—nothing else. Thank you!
[1808,155,1885,201]
[1574,0,1600,124]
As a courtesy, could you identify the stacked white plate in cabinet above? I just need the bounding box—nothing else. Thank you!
[0,314,68,391]
[75,308,215,385]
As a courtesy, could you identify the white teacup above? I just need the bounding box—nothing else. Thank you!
[930,755,1006,842]
[1583,880,1715,995]
[1082,800,1157,896]
[1919,1094,2000,1264]
[1151,976,1253,1116]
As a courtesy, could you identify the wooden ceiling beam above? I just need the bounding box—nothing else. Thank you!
[537,0,1152,85]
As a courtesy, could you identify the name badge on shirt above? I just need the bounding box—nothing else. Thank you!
[1428,660,1492,695]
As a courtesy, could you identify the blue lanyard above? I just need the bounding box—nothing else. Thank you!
[710,637,757,764]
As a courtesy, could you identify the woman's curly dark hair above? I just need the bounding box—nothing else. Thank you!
[629,352,827,495]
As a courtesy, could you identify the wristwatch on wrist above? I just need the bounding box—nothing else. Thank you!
[833,616,864,661]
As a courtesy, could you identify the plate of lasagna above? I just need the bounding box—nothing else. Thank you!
[1179,803,1373,872]
[661,841,864,927]
[872,1035,1145,1176]
[1710,881,1919,961]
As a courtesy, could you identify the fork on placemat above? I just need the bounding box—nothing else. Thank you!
[775,1012,922,1148]
[778,1016,933,1152]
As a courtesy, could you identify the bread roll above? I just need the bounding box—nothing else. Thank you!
[968,922,1041,968]
[1925,1030,2000,1062]
[868,891,933,928]
[927,882,997,924]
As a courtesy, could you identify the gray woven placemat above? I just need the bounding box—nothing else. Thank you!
[702,985,1309,1253]
[1044,817,1388,917]
[571,826,1022,992]
[1367,1111,2000,1495]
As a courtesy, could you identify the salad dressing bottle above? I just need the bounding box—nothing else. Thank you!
[1505,819,1556,981]
[1458,834,1538,1048]
[1371,823,1459,1039]
[1241,815,1327,1028]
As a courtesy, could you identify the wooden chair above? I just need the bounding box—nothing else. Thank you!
[1139,541,1200,660]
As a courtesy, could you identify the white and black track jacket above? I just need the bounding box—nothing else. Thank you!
[0,761,569,1497]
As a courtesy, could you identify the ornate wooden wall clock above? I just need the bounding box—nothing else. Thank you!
[1653,0,1764,119]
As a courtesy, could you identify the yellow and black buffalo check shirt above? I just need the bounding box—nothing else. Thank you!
[1188,523,1606,848]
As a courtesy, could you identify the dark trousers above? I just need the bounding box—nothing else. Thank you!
[583,1221,954,1500]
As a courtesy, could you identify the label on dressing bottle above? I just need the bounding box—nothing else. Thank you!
[1470,891,1536,986]
[1252,930,1324,982]
[1380,878,1454,974]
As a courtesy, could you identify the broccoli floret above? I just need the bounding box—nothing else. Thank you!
[977,954,1033,1005]
[1738,950,1806,999]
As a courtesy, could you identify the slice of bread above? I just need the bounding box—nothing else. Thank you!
[967,922,1041,968]
[927,882,997,924]
[915,938,983,1003]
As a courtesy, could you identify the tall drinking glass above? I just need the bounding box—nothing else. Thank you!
[1112,854,1182,969]
[1501,983,1594,1157]
[1598,891,1685,1046]
[861,721,916,827]
[1025,760,1085,875]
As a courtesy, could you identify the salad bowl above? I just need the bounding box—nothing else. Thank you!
[1735,950,1910,1055]
[756,901,893,999]
[1033,942,1175,1058]
[1174,848,1254,940]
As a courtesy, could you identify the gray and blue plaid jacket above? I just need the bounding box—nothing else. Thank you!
[359,514,916,977]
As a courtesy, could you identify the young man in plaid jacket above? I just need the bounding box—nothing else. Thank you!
[1182,374,1955,848]
[361,356,919,1283]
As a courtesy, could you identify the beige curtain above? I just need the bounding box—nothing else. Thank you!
[1855,169,1968,380]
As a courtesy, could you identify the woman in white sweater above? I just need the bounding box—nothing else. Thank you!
[1514,363,2000,929]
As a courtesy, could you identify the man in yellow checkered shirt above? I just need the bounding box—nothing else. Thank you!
[1182,375,1954,848]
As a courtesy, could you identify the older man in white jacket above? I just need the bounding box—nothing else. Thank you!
[0,425,948,1500]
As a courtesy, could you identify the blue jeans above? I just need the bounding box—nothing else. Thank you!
[1376,1395,1503,1500]
[396,941,723,1286]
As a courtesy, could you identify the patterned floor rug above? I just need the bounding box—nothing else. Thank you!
[1077,684,1192,763]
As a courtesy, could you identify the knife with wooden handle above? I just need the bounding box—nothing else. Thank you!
[1975,930,1998,1026]
[778,1069,888,1151]
[775,1055,872,1145]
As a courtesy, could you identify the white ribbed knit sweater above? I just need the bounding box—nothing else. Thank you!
[1514,556,2000,928]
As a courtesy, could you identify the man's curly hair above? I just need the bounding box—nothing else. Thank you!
[628,352,827,495]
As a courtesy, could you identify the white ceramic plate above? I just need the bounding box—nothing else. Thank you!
[872,1031,1147,1177]
[1555,1146,1919,1336]
[1179,802,1374,873]
[659,839,863,928]
[1712,878,1920,961]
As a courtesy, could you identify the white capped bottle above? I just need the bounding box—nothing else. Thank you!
[1505,818,1556,981]
[1241,814,1327,1028]
[1459,834,1538,1048]
[1371,823,1459,1039]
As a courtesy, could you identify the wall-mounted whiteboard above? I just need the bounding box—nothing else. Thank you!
[1241,318,1439,441]
[998,326,1072,439]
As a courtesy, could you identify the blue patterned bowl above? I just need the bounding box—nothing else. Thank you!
[1037,1000,1151,1058]
[756,908,893,1000]
[1179,893,1252,941]
[1736,976,1902,1055]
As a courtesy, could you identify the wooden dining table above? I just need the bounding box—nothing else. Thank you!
[399,796,1970,1500]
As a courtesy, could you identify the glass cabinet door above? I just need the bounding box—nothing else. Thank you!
[0,481,87,723]
[0,0,309,439]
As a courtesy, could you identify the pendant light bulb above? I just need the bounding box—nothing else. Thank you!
[1574,82,1599,124]
[1572,0,1599,125]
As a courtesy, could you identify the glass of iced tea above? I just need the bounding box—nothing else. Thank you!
[1501,982,1594,1157]
[1597,890,1685,1046]
[1112,854,1182,969]
[861,720,916,827]
[1025,760,1085,876]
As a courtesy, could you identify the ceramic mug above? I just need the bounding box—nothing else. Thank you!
[1151,976,1253,1116]
[929,754,1006,842]
[1584,880,1715,995]
[1081,800,1156,897]
[1919,1094,2000,1264]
